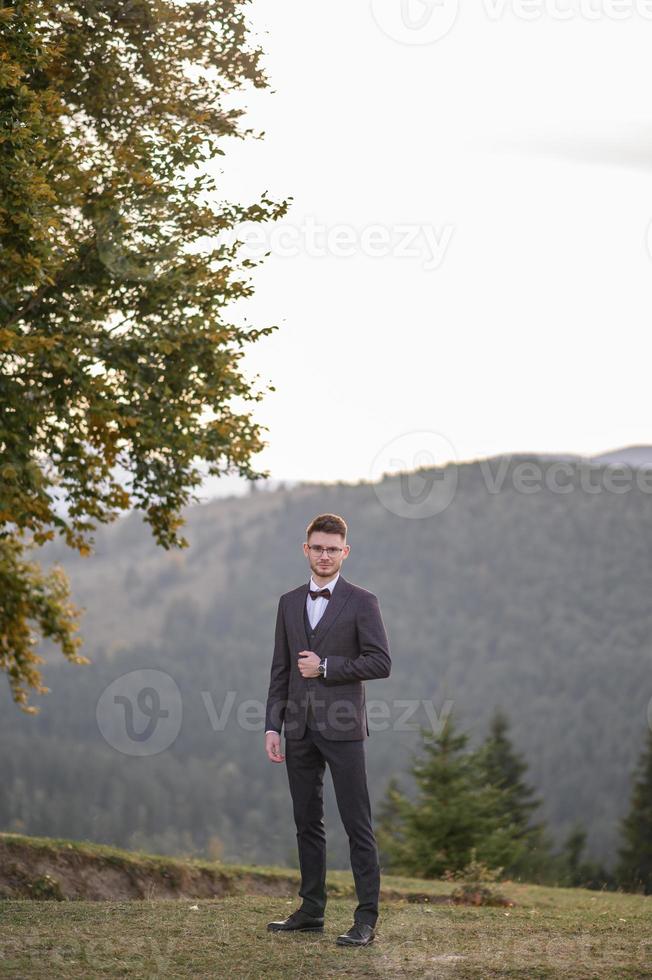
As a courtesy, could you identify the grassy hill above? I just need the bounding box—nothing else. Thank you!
[1,834,650,978]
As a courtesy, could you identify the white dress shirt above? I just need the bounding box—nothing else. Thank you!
[265,572,339,736]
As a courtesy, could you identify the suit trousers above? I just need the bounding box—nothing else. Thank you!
[284,701,380,927]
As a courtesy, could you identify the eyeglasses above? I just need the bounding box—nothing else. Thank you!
[308,545,344,557]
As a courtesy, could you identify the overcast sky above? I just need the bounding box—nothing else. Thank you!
[196,0,652,499]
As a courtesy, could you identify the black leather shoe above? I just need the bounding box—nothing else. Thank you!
[335,921,376,946]
[267,909,324,933]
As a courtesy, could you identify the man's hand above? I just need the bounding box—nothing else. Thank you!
[265,731,285,763]
[298,650,321,678]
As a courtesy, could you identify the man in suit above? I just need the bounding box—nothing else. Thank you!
[264,512,391,947]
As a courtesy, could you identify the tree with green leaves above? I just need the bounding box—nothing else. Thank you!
[0,0,290,712]
[617,726,652,894]
[475,707,552,879]
[377,713,521,877]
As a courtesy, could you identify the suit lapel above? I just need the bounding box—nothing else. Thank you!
[294,583,311,649]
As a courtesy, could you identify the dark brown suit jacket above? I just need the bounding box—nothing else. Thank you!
[265,575,391,740]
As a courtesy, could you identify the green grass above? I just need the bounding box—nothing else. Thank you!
[1,833,651,977]
[1,890,651,979]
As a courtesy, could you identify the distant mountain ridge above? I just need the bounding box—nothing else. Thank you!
[589,445,652,468]
[460,445,652,469]
[248,446,652,499]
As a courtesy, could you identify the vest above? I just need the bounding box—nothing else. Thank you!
[303,597,323,646]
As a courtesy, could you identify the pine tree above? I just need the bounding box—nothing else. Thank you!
[562,823,587,883]
[475,708,551,878]
[556,822,613,890]
[617,726,652,894]
[377,713,519,877]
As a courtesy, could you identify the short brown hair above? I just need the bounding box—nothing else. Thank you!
[306,513,347,540]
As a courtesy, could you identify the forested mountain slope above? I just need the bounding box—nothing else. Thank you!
[2,454,650,870]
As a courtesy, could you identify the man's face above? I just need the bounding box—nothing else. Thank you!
[303,531,350,580]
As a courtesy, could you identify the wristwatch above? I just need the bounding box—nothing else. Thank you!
[318,658,326,677]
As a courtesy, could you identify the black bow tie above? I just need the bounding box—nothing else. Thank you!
[309,588,331,600]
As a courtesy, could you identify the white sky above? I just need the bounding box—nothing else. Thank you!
[196,0,652,499]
